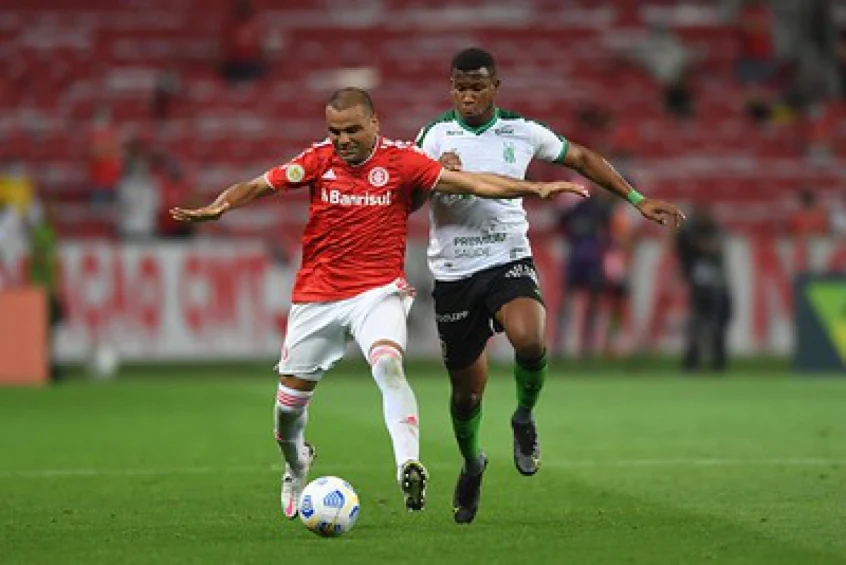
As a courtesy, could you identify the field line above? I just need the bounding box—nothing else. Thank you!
[1,457,842,479]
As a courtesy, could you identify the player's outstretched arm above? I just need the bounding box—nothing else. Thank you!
[562,142,685,228]
[435,169,588,200]
[170,175,274,223]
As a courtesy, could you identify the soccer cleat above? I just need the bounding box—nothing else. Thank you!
[280,442,316,519]
[511,417,541,476]
[452,453,488,524]
[400,460,429,512]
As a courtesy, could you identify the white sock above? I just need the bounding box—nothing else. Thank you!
[369,345,420,482]
[274,383,312,474]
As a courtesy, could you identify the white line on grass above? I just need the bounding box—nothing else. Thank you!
[1,457,842,479]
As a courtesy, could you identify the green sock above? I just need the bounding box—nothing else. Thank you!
[514,351,548,415]
[451,402,482,464]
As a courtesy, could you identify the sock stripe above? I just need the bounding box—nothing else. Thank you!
[369,345,401,365]
[276,384,312,408]
[276,390,310,407]
[276,394,308,407]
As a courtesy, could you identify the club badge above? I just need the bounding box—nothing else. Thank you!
[368,166,389,188]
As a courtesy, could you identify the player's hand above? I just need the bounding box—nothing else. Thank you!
[439,151,463,171]
[636,199,685,228]
[534,181,589,200]
[169,203,228,223]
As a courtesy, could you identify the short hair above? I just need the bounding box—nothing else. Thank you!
[326,87,374,116]
[451,48,497,75]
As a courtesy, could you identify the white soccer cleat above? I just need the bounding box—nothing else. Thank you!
[281,442,316,519]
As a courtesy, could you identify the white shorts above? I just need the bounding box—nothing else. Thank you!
[277,278,414,380]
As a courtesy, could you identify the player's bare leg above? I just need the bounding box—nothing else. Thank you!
[496,297,546,476]
[450,355,489,524]
[276,374,317,519]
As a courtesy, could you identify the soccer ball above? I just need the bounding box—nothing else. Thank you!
[88,342,120,380]
[298,476,360,538]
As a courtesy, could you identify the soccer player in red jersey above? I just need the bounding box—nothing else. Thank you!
[171,88,587,518]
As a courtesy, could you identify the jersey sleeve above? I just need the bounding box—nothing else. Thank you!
[399,144,443,195]
[527,120,570,164]
[263,145,322,191]
[414,124,441,159]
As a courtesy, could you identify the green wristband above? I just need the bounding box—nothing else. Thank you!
[626,190,645,207]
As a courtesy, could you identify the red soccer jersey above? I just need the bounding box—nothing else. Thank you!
[264,137,442,303]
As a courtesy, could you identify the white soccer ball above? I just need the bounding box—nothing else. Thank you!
[88,342,120,380]
[298,476,360,538]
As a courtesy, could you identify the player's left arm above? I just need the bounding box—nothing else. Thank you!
[562,143,684,228]
[530,121,684,228]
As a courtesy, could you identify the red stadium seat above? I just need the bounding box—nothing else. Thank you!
[2,0,839,238]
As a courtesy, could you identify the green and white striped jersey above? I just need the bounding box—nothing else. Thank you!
[415,108,569,281]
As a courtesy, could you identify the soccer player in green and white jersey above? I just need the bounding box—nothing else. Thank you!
[415,48,684,524]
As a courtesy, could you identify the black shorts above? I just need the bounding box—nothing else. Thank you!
[433,258,545,370]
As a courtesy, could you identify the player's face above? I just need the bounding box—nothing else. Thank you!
[450,69,499,125]
[326,105,379,165]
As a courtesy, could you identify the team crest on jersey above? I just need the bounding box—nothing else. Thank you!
[503,142,516,164]
[285,164,305,183]
[368,167,389,187]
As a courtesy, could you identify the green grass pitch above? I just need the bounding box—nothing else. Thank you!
[1,361,844,564]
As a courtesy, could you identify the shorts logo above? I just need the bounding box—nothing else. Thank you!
[285,164,305,183]
[436,310,469,323]
[368,167,389,187]
[439,338,449,360]
[504,264,538,285]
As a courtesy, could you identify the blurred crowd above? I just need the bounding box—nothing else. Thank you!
[3,0,845,242]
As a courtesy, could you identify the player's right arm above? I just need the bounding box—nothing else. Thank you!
[434,169,588,200]
[170,146,320,223]
[169,175,273,223]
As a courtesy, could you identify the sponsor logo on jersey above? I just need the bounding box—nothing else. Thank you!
[321,188,392,206]
[494,125,515,135]
[456,248,491,258]
[453,233,508,246]
[285,163,305,183]
[321,168,337,180]
[446,129,464,136]
[368,166,389,187]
